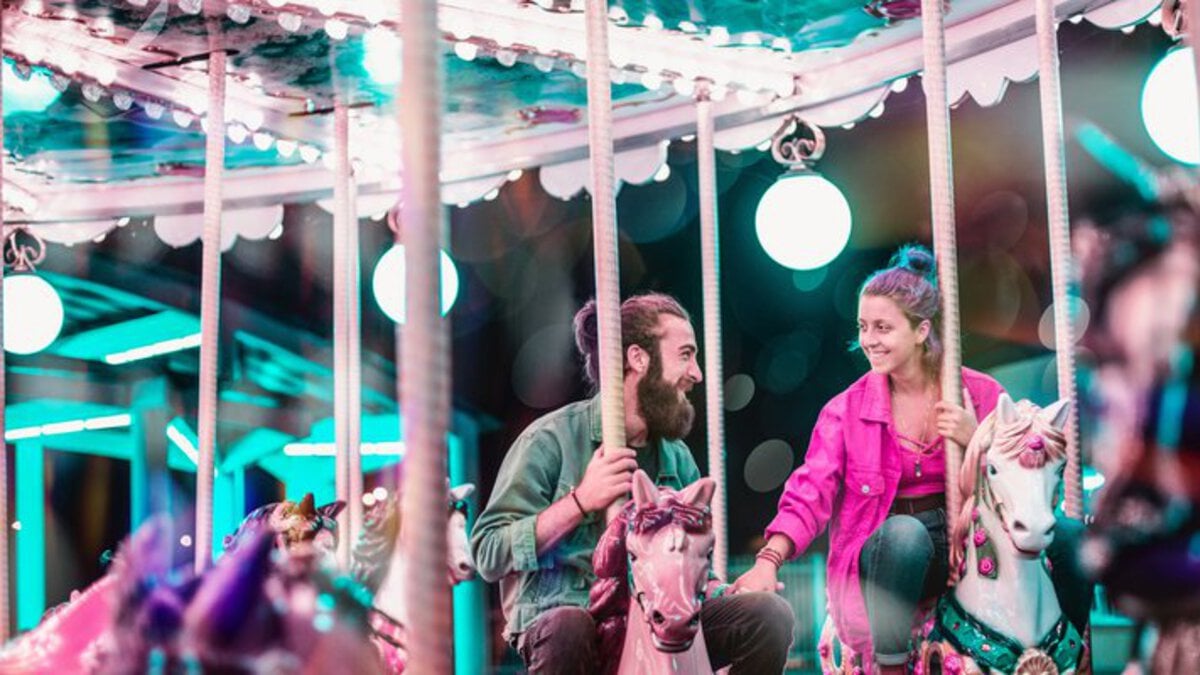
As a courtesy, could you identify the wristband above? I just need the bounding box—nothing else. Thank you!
[569,488,588,517]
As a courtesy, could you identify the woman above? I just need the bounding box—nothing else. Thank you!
[733,245,1091,674]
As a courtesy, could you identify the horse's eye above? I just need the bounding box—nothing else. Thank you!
[629,553,638,563]
[988,464,998,476]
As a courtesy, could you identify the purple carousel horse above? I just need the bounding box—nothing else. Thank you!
[589,470,718,675]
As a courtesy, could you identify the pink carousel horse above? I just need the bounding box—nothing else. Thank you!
[589,470,718,675]
[820,395,1084,675]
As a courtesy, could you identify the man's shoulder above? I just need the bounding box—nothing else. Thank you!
[513,399,594,448]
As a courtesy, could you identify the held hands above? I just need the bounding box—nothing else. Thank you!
[730,559,785,595]
[574,446,638,514]
[934,386,978,447]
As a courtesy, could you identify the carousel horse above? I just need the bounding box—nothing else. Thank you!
[819,395,1083,674]
[588,470,718,675]
[917,394,1081,675]
[0,493,352,673]
[350,482,477,672]
[0,511,383,674]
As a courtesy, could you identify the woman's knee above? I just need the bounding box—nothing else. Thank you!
[875,515,935,561]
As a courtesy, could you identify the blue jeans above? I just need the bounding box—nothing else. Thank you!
[859,510,1092,666]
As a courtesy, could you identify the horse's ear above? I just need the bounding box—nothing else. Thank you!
[449,483,475,501]
[632,470,658,509]
[318,500,346,520]
[678,478,716,508]
[995,393,1019,426]
[1039,399,1072,431]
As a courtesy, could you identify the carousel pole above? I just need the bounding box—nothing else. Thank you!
[397,0,454,671]
[1034,0,1084,519]
[919,0,965,524]
[695,86,727,579]
[583,0,627,524]
[0,3,10,642]
[348,175,364,554]
[1192,0,1200,134]
[332,99,356,569]
[194,10,227,573]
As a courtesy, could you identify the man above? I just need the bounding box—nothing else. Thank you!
[472,293,794,674]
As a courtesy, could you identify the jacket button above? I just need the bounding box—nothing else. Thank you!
[861,484,870,494]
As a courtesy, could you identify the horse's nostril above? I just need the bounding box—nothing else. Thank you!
[1012,520,1028,532]
[458,562,472,572]
[687,612,700,627]
[651,610,666,625]
[1043,524,1055,537]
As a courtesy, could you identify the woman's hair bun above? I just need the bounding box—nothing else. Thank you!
[889,244,936,280]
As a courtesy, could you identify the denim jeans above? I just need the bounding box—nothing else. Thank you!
[859,510,1092,666]
[516,592,795,674]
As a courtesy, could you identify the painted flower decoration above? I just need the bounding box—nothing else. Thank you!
[913,659,925,675]
[973,529,988,547]
[819,643,831,658]
[971,508,980,522]
[978,557,996,576]
[943,652,964,675]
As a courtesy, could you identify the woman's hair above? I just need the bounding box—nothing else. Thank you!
[573,293,691,390]
[856,244,943,375]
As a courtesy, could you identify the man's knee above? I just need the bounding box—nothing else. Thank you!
[520,606,597,674]
[536,606,596,645]
[737,592,796,646]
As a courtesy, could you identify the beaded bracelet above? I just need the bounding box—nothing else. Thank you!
[755,547,785,570]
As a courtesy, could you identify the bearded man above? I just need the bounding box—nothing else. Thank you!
[471,293,794,674]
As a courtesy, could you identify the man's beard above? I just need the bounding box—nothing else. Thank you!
[637,356,695,441]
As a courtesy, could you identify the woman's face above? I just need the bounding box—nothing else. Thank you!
[858,294,930,377]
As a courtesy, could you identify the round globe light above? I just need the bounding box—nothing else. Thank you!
[1141,47,1199,165]
[372,245,459,324]
[3,274,64,354]
[755,171,852,271]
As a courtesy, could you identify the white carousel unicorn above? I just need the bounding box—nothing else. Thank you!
[821,395,1085,675]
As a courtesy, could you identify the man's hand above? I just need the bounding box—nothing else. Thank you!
[574,446,638,513]
[730,560,784,594]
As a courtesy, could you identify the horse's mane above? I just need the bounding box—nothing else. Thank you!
[948,400,1068,583]
[588,493,712,675]
[351,495,402,593]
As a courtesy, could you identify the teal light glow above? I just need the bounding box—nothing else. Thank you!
[1142,47,1200,165]
[3,60,61,114]
[106,332,201,364]
[363,27,402,85]
[371,245,460,324]
[3,274,65,355]
[755,172,852,271]
[16,440,45,630]
[3,412,131,441]
[282,441,405,456]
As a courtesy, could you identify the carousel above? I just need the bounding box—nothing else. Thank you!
[0,0,1193,672]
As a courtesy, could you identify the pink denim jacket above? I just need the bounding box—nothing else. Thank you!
[764,368,1003,660]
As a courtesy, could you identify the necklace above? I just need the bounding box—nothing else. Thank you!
[892,385,938,478]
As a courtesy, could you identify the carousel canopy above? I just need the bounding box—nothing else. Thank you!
[1,0,1159,238]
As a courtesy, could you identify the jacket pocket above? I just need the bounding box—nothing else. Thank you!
[845,468,885,498]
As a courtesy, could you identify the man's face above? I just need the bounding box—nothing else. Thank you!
[637,315,703,440]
